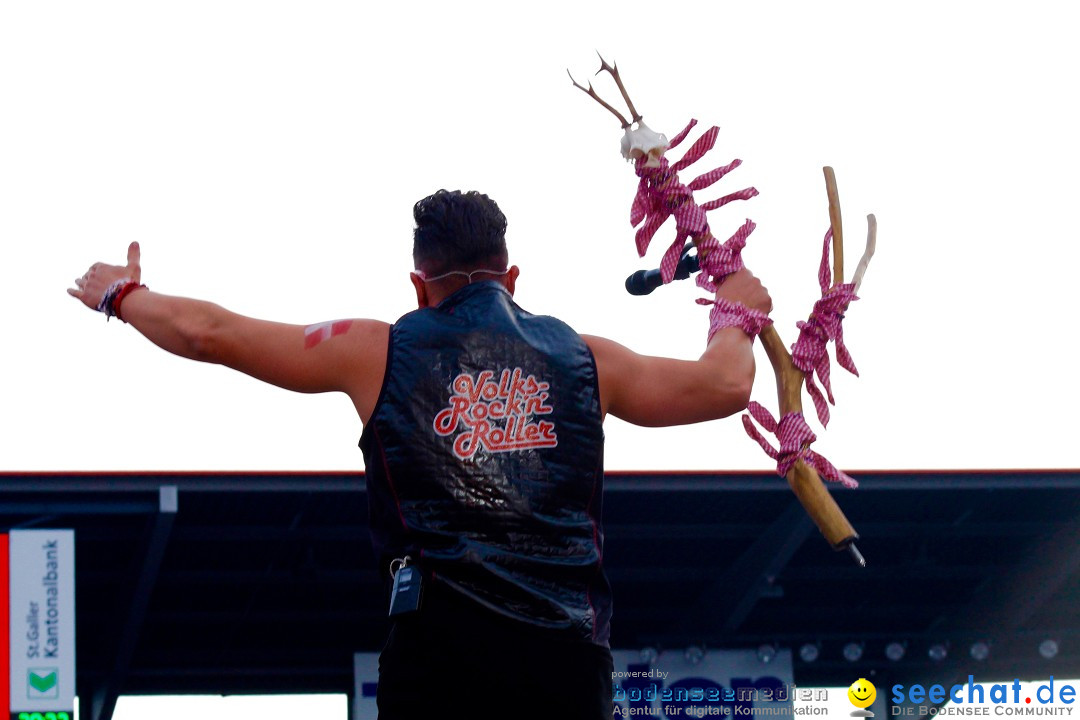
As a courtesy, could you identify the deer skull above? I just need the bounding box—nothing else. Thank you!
[621,122,669,166]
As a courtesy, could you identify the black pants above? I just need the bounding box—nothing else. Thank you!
[377,581,614,720]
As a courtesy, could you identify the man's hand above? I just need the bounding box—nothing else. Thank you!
[715,267,772,315]
[68,241,142,311]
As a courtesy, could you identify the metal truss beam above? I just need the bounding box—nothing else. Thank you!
[665,500,813,641]
[88,486,178,720]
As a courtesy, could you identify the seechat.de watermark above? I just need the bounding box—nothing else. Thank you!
[891,677,1075,716]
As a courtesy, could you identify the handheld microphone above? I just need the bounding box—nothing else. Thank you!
[624,247,700,295]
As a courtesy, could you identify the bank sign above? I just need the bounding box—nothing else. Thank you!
[2,530,76,720]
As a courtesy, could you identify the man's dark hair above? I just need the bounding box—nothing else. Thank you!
[412,189,508,274]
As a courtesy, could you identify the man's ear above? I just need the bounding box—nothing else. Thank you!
[504,265,520,296]
[410,272,429,308]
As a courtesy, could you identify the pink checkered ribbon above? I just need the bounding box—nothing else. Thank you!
[741,402,858,488]
[789,229,860,427]
[666,118,699,149]
[701,187,759,211]
[628,119,757,285]
[695,219,756,292]
[697,297,772,343]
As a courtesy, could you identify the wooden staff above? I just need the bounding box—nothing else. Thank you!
[751,168,875,564]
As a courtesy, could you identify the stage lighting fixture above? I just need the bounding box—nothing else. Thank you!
[799,643,820,663]
[757,644,777,664]
[885,642,906,661]
[970,642,990,661]
[1039,640,1059,660]
[640,647,659,665]
[842,642,864,662]
[685,645,706,666]
[928,643,948,662]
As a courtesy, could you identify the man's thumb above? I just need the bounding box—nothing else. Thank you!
[127,241,141,268]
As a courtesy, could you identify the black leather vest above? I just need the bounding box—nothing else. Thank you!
[359,281,610,646]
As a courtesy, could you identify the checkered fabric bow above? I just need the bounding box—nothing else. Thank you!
[696,296,772,343]
[789,229,861,427]
[741,402,859,489]
[695,218,756,293]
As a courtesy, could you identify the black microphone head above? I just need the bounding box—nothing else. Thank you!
[625,269,657,296]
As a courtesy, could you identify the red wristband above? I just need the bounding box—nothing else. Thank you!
[113,282,148,323]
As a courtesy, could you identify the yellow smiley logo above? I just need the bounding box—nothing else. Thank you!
[848,678,876,708]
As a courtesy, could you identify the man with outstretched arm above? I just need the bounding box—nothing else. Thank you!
[69,189,771,720]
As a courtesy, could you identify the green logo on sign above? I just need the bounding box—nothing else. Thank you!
[28,668,59,697]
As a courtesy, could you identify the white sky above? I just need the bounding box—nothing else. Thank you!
[3,1,1078,473]
[2,1,1078,712]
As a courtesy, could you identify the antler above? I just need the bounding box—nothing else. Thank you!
[567,53,649,129]
[595,54,643,125]
[567,69,630,128]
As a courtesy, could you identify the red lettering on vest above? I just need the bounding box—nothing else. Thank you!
[433,368,559,460]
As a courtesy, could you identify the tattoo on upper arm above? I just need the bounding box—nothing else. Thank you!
[303,320,353,349]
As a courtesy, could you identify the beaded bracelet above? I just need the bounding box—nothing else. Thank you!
[96,278,147,322]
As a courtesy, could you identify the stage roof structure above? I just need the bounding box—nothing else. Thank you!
[2,470,1078,719]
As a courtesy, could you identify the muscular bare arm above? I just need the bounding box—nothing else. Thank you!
[584,328,754,426]
[69,243,389,424]
[583,268,770,427]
